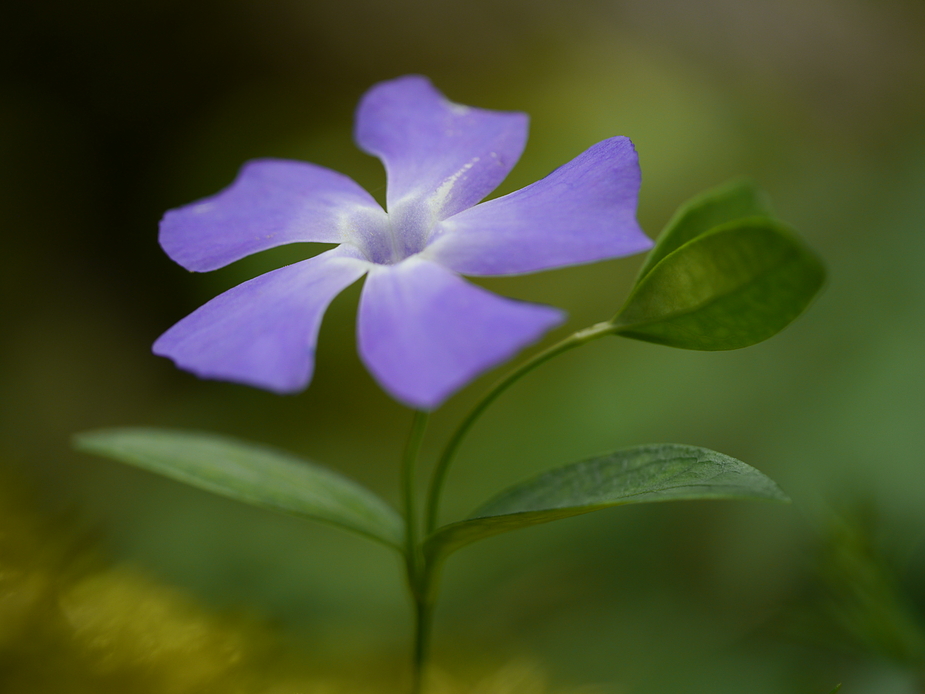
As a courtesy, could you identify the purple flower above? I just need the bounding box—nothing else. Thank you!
[154,76,652,410]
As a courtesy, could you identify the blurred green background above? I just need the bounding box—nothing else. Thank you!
[2,0,925,692]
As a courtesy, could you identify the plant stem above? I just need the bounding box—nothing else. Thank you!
[401,409,430,694]
[410,578,434,694]
[407,320,615,691]
[424,321,616,534]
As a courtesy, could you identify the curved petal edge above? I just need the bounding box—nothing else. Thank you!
[357,258,565,409]
[354,75,529,221]
[153,247,370,393]
[160,159,385,272]
[426,137,652,276]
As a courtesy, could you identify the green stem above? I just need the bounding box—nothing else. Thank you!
[410,583,434,694]
[424,321,616,534]
[401,410,429,694]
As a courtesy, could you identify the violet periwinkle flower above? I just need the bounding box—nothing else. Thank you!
[154,76,652,410]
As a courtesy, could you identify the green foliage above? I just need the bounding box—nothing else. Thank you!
[815,511,925,667]
[614,181,825,351]
[424,444,788,563]
[74,428,404,550]
[635,178,774,281]
[70,184,824,692]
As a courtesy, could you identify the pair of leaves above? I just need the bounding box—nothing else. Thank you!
[75,429,788,565]
[613,179,825,350]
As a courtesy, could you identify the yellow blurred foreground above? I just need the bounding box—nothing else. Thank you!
[0,473,579,694]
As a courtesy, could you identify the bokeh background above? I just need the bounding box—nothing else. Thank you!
[2,0,924,692]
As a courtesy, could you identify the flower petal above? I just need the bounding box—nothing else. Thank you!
[153,246,370,393]
[160,159,387,272]
[357,258,564,410]
[424,137,653,276]
[354,75,528,222]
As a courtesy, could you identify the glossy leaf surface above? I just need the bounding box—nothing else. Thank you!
[425,444,788,562]
[74,428,405,550]
[636,178,773,281]
[614,218,825,350]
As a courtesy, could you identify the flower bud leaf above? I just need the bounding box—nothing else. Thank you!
[614,217,825,350]
[636,178,773,282]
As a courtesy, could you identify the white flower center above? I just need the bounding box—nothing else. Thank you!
[341,198,443,265]
[340,158,480,265]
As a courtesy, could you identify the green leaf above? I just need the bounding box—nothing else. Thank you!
[828,686,842,694]
[425,444,788,562]
[614,217,825,350]
[74,428,405,550]
[636,178,773,282]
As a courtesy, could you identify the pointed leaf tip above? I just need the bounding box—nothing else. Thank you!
[425,444,788,562]
[74,428,405,550]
